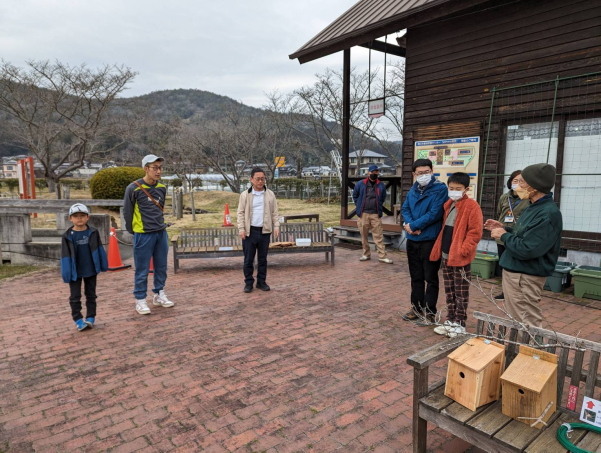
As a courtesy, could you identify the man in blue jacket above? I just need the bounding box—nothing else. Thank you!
[352,165,393,264]
[401,159,448,324]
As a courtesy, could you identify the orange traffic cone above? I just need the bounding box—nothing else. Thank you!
[149,257,154,274]
[107,227,131,271]
[222,203,234,227]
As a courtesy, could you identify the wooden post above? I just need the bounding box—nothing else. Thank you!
[413,366,428,453]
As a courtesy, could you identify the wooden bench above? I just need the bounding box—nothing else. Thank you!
[171,221,334,273]
[282,213,319,222]
[408,311,601,453]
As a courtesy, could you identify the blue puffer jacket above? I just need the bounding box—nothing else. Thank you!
[61,226,108,282]
[353,178,387,217]
[401,177,448,242]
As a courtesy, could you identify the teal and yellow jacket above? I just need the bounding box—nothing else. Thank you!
[123,179,167,234]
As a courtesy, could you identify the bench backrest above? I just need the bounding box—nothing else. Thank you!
[178,227,240,247]
[473,311,601,415]
[176,222,327,247]
[277,222,326,243]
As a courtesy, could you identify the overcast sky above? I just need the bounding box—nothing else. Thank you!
[0,0,372,108]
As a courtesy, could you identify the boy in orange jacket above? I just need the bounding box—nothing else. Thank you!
[429,172,483,337]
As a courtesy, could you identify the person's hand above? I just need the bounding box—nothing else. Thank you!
[490,228,506,239]
[403,223,413,234]
[413,229,421,235]
[273,228,280,237]
[239,231,247,240]
[484,219,504,231]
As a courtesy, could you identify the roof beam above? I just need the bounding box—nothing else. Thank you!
[359,40,405,57]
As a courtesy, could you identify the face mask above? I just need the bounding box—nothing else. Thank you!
[448,190,464,201]
[511,184,519,191]
[369,174,378,181]
[514,187,531,200]
[416,174,431,186]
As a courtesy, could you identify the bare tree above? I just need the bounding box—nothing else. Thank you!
[0,60,137,197]
[277,63,405,175]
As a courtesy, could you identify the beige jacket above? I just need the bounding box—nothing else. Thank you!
[236,187,280,236]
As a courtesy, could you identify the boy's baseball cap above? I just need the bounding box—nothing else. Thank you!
[368,164,380,172]
[142,154,164,167]
[69,203,90,216]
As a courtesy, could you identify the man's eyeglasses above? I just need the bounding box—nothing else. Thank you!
[148,166,163,171]
[254,177,266,181]
[414,170,432,176]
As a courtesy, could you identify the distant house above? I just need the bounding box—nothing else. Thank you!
[349,150,387,174]
[1,159,18,178]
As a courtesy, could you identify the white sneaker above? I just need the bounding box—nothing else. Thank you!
[446,325,467,338]
[433,320,456,335]
[359,255,371,261]
[378,258,393,264]
[153,290,175,307]
[135,298,151,315]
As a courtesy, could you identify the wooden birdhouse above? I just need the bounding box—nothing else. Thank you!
[444,337,506,411]
[500,345,558,429]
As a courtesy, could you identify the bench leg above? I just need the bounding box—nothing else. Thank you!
[173,253,179,274]
[413,367,428,453]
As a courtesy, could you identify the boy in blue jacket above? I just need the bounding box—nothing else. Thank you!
[61,203,108,331]
[401,159,448,325]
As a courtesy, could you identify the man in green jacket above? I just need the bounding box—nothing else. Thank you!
[484,163,562,327]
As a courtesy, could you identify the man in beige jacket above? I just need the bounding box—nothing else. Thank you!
[237,167,280,293]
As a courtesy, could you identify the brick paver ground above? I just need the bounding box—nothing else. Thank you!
[1,246,600,452]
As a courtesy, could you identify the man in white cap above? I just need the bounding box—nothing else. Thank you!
[485,163,562,327]
[123,154,175,315]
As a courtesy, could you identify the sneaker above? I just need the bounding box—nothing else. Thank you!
[153,290,175,307]
[75,319,89,331]
[433,320,457,335]
[135,298,151,315]
[415,314,435,327]
[402,310,420,321]
[378,258,393,264]
[359,255,371,261]
[84,317,95,328]
[446,325,467,338]
[494,293,504,300]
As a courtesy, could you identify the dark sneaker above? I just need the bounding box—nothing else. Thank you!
[494,293,504,300]
[402,310,420,321]
[84,317,95,328]
[256,283,271,291]
[243,284,253,293]
[415,314,435,327]
[75,319,89,331]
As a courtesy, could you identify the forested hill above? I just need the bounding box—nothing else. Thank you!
[121,88,263,122]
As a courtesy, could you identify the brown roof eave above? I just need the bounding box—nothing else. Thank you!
[289,0,491,64]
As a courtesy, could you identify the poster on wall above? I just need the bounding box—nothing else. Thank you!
[414,136,480,199]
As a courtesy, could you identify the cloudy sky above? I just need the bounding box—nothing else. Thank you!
[0,0,373,108]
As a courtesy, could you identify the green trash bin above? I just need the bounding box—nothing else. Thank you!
[570,265,601,300]
[543,265,572,293]
[471,251,499,279]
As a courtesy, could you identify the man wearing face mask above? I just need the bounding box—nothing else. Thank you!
[484,163,562,328]
[352,165,393,263]
[401,159,448,325]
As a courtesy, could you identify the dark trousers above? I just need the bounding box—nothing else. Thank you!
[495,243,506,277]
[406,239,440,315]
[243,227,270,285]
[69,275,97,321]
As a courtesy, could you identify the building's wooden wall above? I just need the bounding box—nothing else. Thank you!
[401,0,601,250]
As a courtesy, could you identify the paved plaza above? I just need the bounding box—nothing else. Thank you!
[1,246,600,452]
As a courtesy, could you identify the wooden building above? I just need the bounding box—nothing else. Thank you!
[290,0,601,253]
